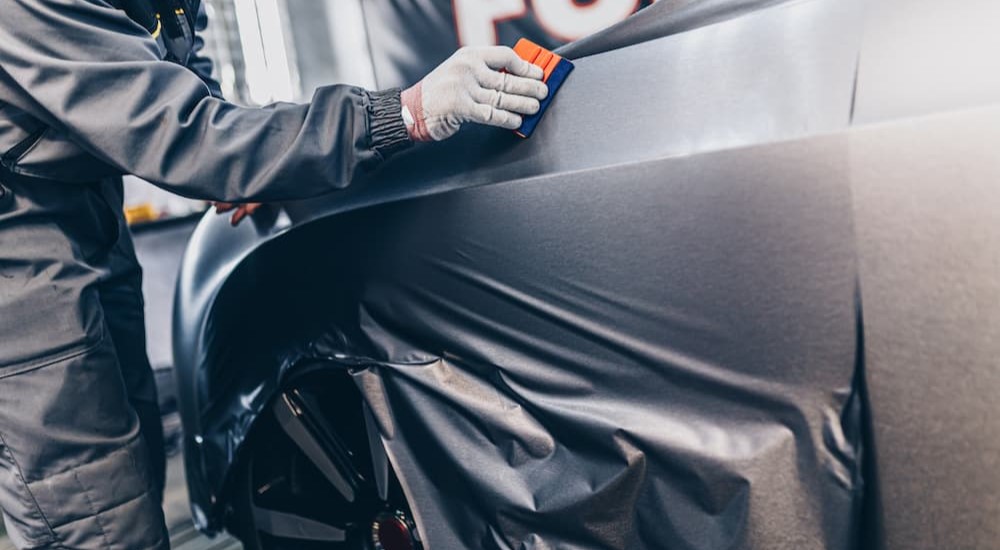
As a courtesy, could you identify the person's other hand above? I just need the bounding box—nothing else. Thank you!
[213,202,262,226]
[401,46,548,141]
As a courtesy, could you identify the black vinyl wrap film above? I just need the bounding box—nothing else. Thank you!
[174,0,867,546]
[315,139,863,549]
[196,132,862,549]
[173,0,1000,547]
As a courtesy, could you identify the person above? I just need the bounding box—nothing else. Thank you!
[0,0,548,547]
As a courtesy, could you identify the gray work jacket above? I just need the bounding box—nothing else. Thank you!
[0,0,411,370]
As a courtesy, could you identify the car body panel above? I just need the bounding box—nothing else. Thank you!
[174,0,1000,547]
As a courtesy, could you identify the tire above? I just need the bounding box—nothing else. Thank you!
[227,367,422,550]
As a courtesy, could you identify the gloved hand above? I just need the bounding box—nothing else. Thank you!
[401,46,549,141]
[213,202,262,226]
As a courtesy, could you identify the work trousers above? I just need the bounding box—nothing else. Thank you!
[0,171,169,549]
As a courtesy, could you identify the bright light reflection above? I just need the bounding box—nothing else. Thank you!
[254,0,295,102]
[233,0,294,104]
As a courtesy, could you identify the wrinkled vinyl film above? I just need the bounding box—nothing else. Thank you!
[176,1,872,548]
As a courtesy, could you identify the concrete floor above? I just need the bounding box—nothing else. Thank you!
[163,452,243,550]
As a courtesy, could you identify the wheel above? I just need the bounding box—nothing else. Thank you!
[228,367,422,550]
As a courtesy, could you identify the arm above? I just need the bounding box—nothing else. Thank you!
[0,0,410,202]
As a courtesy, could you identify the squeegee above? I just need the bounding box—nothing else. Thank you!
[512,38,574,138]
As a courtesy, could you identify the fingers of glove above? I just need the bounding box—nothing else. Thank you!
[476,69,548,100]
[472,87,540,115]
[213,202,236,213]
[470,102,522,130]
[478,46,544,80]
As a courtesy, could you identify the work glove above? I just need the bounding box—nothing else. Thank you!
[401,46,549,141]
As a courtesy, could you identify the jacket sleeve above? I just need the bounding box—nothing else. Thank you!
[188,2,224,99]
[0,0,412,202]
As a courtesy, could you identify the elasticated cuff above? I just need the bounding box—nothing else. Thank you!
[366,88,412,160]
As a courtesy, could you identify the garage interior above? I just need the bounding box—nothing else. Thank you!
[1,1,999,549]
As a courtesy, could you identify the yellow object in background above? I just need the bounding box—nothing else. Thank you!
[125,202,160,225]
